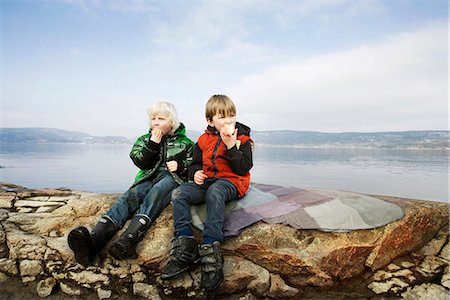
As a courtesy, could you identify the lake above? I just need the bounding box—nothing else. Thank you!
[0,143,448,202]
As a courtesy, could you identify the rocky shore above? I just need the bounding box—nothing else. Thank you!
[0,183,448,299]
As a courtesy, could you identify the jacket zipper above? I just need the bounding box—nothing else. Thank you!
[211,136,222,177]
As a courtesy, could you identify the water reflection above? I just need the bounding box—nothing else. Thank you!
[0,143,448,202]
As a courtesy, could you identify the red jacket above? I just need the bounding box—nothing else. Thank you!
[189,122,253,198]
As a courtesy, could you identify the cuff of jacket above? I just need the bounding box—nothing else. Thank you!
[175,159,183,173]
[188,166,203,180]
[147,139,161,151]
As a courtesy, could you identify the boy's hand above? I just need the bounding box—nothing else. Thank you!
[194,170,208,185]
[166,161,178,172]
[150,128,163,143]
[220,127,237,149]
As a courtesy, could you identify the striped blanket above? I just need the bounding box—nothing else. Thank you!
[190,183,404,238]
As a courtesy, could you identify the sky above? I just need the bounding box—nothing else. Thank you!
[2,0,448,137]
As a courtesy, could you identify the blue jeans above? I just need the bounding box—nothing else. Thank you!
[105,170,178,228]
[172,178,237,243]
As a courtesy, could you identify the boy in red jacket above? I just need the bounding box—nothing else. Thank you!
[161,95,253,291]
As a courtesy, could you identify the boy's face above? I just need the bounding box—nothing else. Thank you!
[151,114,172,135]
[208,113,236,133]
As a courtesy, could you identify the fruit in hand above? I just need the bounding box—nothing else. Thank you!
[224,124,235,135]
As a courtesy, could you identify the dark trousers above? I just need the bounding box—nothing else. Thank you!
[172,178,237,243]
[105,170,178,228]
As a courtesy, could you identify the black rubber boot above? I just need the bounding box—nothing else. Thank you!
[109,215,151,260]
[160,236,200,279]
[199,241,224,292]
[68,217,117,266]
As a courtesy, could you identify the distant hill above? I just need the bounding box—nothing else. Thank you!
[0,128,132,144]
[251,130,449,149]
[1,128,448,149]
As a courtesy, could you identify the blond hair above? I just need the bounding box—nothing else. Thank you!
[147,102,180,135]
[205,95,236,121]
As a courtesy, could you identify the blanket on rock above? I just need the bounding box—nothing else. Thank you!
[190,183,404,238]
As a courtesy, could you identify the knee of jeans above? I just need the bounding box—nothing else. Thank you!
[208,183,230,197]
[171,187,182,203]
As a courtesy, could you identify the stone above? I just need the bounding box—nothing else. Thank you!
[417,225,449,256]
[0,258,18,275]
[18,207,34,213]
[0,195,14,209]
[0,272,8,283]
[133,283,161,300]
[441,266,450,289]
[372,270,393,281]
[69,270,110,285]
[400,261,415,268]
[417,256,448,277]
[132,271,146,283]
[19,259,43,277]
[37,277,57,297]
[439,243,449,262]
[60,281,82,296]
[22,275,37,283]
[222,256,270,296]
[25,196,51,201]
[387,263,401,271]
[97,287,112,299]
[36,206,58,213]
[268,273,299,298]
[401,283,449,300]
[15,200,65,208]
[367,277,410,294]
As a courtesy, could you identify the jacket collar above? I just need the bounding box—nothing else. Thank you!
[205,122,251,136]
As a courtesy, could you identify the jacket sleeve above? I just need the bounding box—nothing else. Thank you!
[129,135,161,170]
[172,140,194,181]
[227,139,253,176]
[188,142,204,180]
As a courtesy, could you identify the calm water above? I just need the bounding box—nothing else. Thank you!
[0,143,448,202]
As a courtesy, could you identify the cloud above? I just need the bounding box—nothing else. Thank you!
[108,0,159,13]
[230,22,448,132]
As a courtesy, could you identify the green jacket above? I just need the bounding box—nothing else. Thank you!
[130,123,194,187]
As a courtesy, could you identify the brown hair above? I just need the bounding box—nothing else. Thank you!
[205,95,236,121]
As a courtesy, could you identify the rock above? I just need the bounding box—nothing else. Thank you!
[0,272,8,283]
[133,283,161,300]
[442,266,450,289]
[417,256,448,277]
[368,277,410,294]
[69,270,110,286]
[15,200,65,208]
[439,243,449,261]
[417,225,449,256]
[268,273,299,298]
[0,195,14,209]
[36,277,56,297]
[401,283,448,300]
[60,281,82,296]
[0,258,18,275]
[97,287,112,299]
[0,183,449,299]
[19,259,43,277]
[221,256,270,296]
[387,263,401,271]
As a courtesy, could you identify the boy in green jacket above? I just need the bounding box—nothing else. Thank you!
[68,102,194,266]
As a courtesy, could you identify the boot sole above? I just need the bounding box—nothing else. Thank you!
[160,257,201,280]
[202,274,224,292]
[109,242,128,260]
[68,227,92,266]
